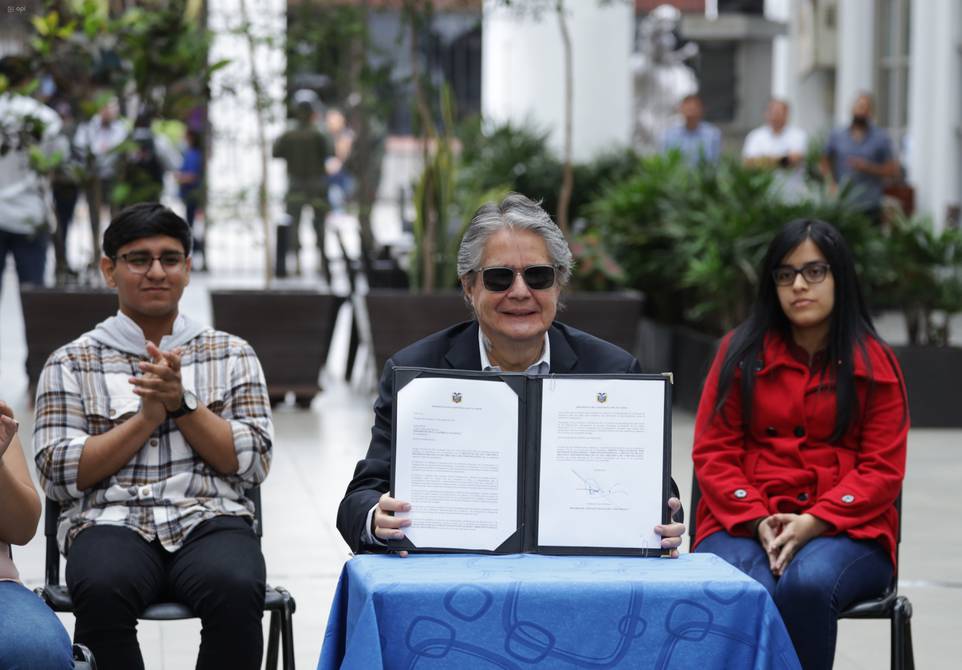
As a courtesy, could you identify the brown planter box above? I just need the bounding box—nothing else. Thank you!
[210,289,345,406]
[892,345,962,428]
[20,287,118,396]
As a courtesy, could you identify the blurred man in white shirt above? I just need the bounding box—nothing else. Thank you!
[742,99,808,202]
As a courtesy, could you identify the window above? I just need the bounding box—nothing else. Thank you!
[875,0,911,148]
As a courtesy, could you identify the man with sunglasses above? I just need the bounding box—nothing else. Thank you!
[338,193,685,555]
[33,203,273,670]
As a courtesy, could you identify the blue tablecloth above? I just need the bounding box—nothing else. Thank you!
[319,553,801,669]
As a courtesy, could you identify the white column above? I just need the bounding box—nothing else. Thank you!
[766,0,791,99]
[907,0,961,228]
[834,0,876,124]
[482,0,632,162]
[208,0,287,228]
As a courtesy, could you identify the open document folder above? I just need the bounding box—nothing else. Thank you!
[389,368,672,556]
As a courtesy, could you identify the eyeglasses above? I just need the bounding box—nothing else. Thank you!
[479,265,557,292]
[114,252,188,275]
[772,262,831,286]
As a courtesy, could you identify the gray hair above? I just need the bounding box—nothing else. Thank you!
[457,193,573,287]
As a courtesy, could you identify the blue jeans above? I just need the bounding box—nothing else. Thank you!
[696,531,892,670]
[0,580,73,669]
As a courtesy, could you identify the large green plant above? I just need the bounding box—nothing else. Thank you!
[588,153,883,334]
[408,88,509,292]
[879,215,962,346]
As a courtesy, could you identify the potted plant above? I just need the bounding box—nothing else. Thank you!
[879,214,962,427]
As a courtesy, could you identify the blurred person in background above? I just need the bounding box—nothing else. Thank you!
[0,55,63,293]
[820,93,900,223]
[115,112,167,208]
[177,127,206,270]
[74,95,128,262]
[324,106,355,211]
[273,91,332,281]
[742,99,809,202]
[660,93,721,167]
[50,96,83,283]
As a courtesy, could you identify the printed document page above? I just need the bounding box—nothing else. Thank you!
[394,376,519,550]
[537,378,665,549]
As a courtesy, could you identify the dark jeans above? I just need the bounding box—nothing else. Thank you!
[696,531,892,670]
[52,182,79,273]
[0,228,48,292]
[66,515,266,670]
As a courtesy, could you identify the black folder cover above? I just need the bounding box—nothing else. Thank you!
[388,367,672,557]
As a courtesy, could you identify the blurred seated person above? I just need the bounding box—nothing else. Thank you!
[324,106,355,211]
[819,92,899,222]
[660,93,721,167]
[692,219,908,669]
[0,400,73,669]
[742,99,809,202]
[337,193,685,556]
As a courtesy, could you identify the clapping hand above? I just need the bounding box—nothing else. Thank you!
[130,341,184,423]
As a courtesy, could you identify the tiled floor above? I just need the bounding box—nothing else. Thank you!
[1,213,959,669]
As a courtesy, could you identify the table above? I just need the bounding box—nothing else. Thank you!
[319,553,801,669]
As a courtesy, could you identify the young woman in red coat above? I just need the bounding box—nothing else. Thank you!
[692,218,908,669]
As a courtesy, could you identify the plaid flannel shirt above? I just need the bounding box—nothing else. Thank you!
[33,329,273,554]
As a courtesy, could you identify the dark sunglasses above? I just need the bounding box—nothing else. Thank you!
[772,262,831,286]
[480,265,557,292]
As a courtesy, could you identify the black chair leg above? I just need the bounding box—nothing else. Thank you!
[345,309,360,382]
[281,601,296,670]
[72,643,97,670]
[266,610,281,670]
[892,595,914,670]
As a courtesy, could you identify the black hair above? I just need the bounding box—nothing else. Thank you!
[713,218,904,441]
[102,203,192,258]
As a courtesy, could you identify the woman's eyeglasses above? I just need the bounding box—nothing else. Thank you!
[480,265,557,292]
[115,252,188,275]
[772,262,831,286]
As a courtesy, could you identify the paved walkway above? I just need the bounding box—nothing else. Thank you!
[0,211,959,669]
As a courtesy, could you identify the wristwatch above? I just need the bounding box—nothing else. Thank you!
[169,389,199,418]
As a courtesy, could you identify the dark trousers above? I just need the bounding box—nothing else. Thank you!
[66,516,266,670]
[0,228,48,292]
[284,186,331,282]
[52,182,79,274]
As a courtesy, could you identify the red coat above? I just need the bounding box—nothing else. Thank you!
[691,330,908,567]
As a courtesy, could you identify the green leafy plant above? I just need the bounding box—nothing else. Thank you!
[587,153,883,334]
[569,229,627,291]
[878,215,962,346]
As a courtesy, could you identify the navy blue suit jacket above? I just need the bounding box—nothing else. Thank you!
[336,320,667,553]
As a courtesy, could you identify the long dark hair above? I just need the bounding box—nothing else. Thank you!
[713,218,901,441]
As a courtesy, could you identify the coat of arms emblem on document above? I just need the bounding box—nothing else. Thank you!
[451,392,463,404]
[596,392,608,403]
